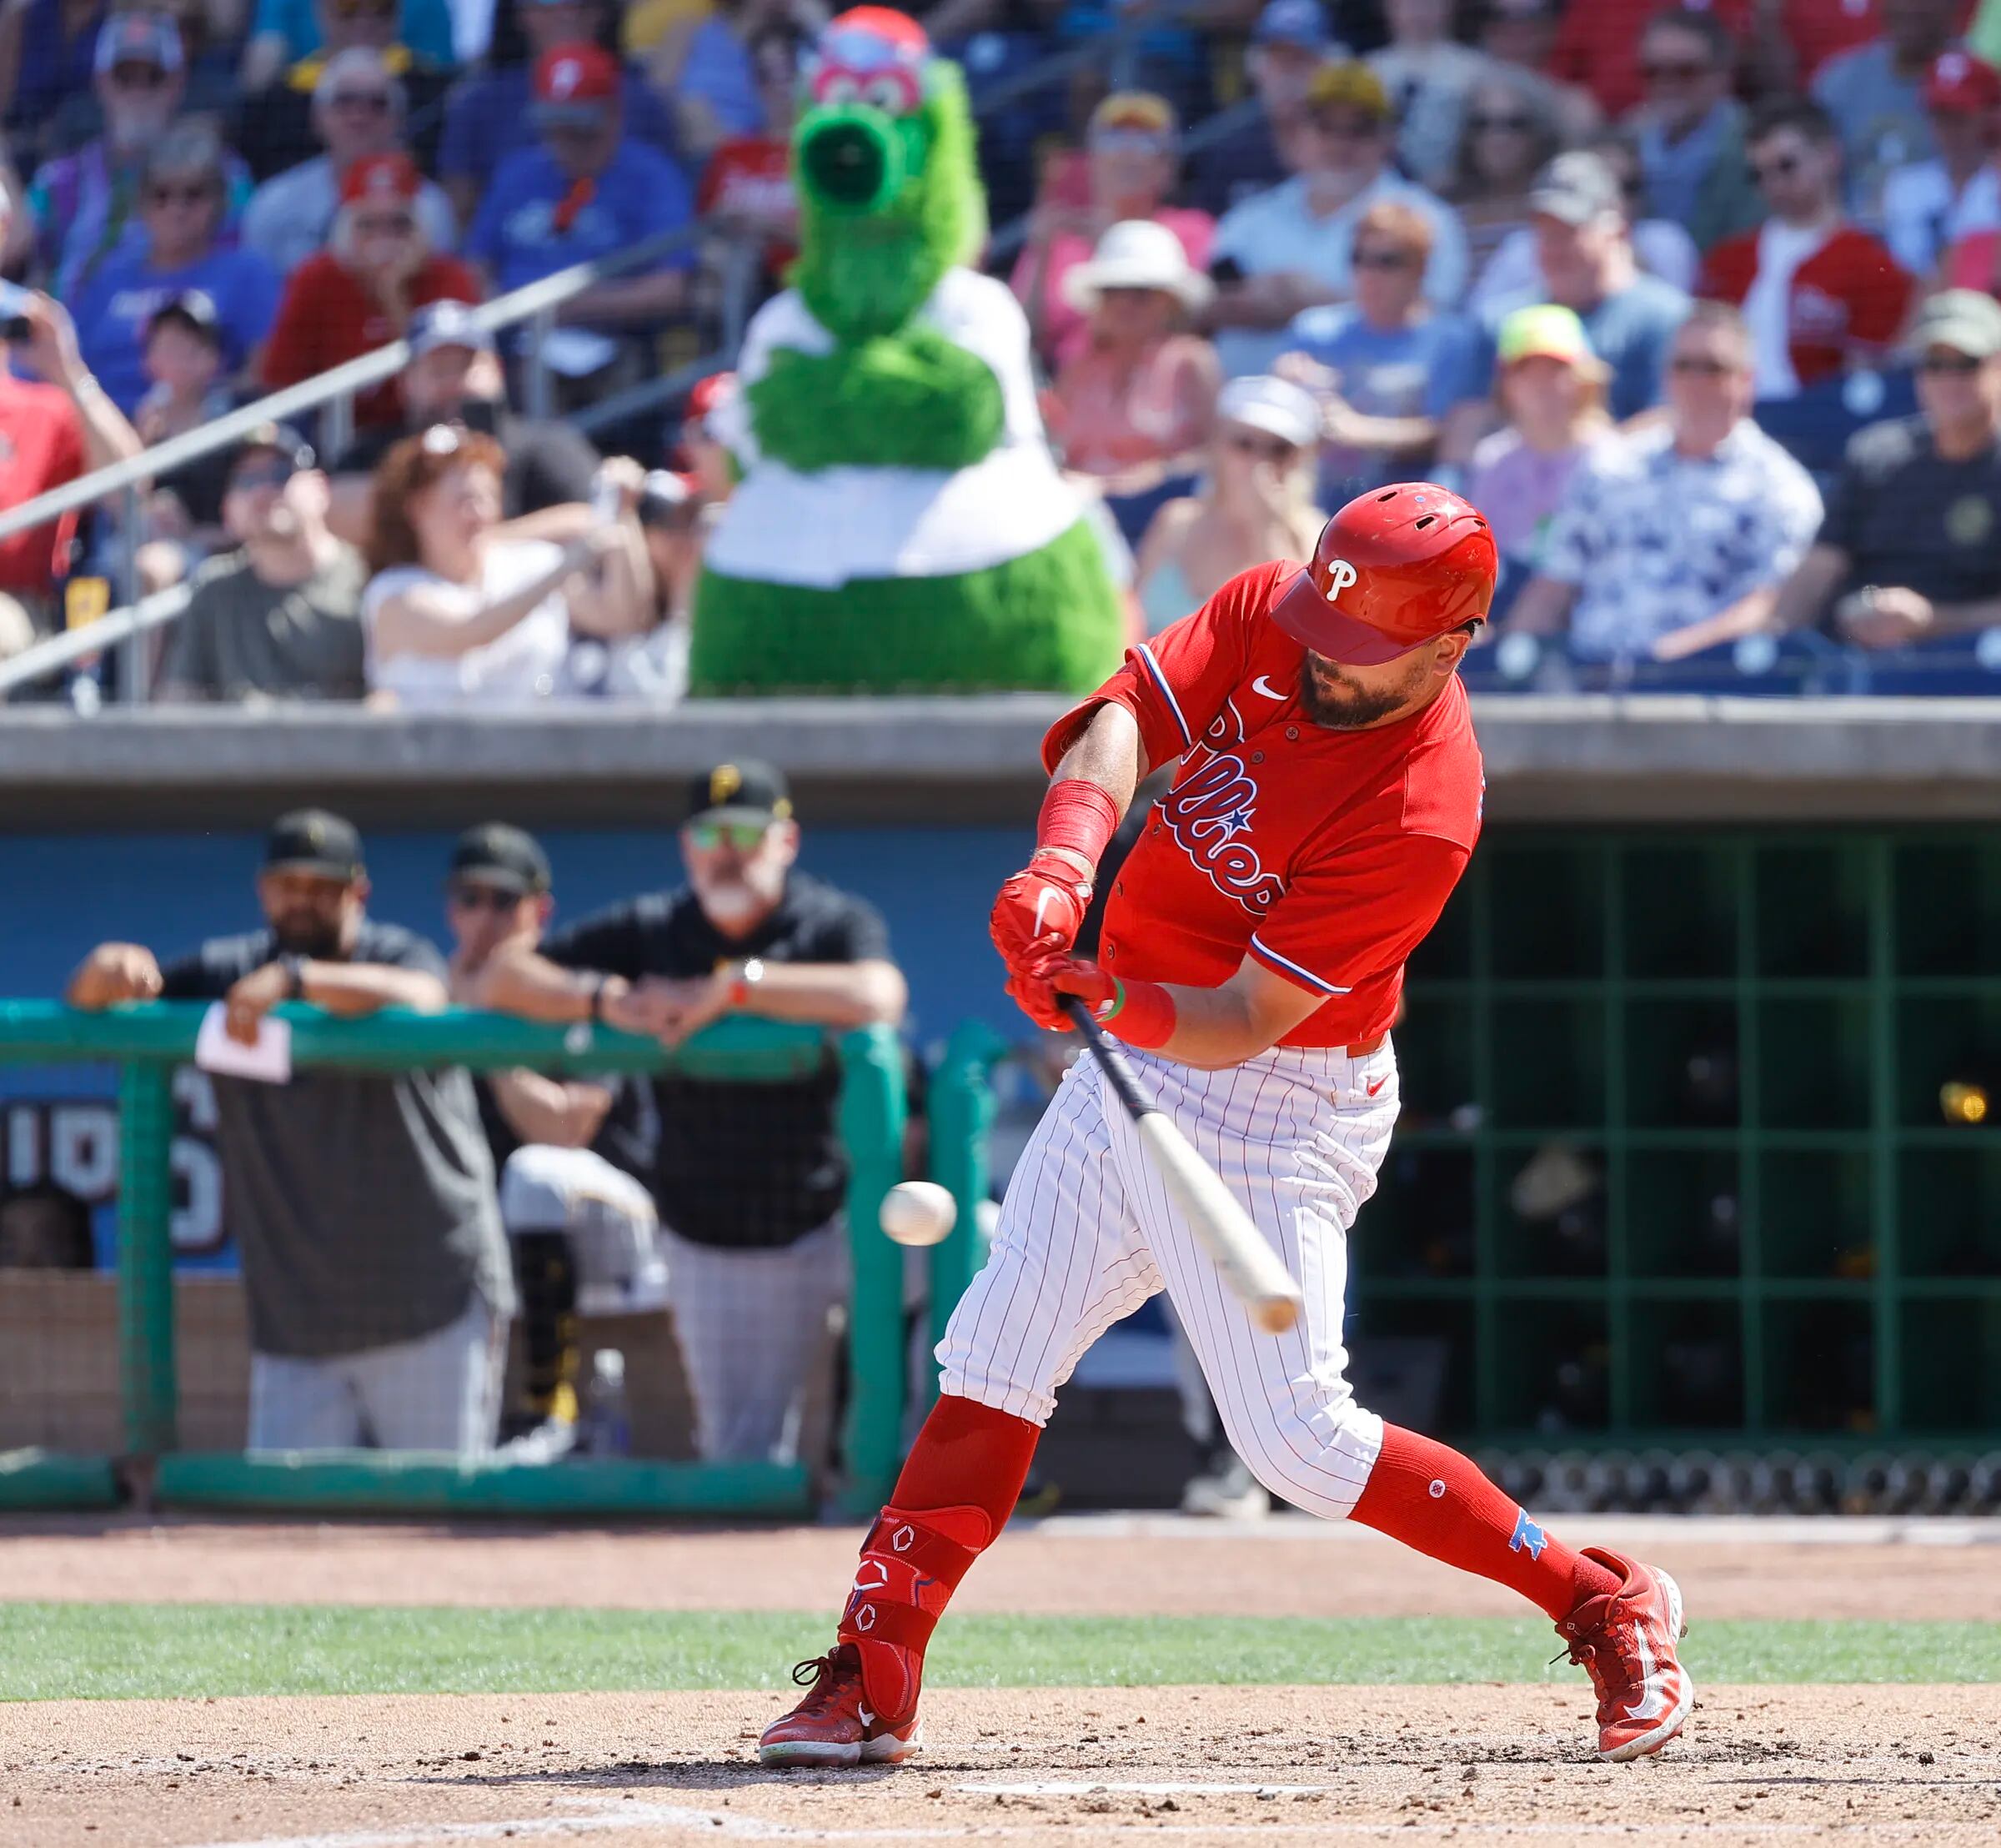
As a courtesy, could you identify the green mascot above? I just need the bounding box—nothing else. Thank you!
[688,6,1125,696]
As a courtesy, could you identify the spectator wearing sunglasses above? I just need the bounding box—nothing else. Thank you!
[474,760,907,1467]
[233,0,452,181]
[239,48,456,279]
[1448,68,1562,284]
[156,423,369,701]
[25,13,253,302]
[1504,302,1822,665]
[441,823,662,1462]
[1769,289,2001,651]
[1367,0,1503,193]
[1133,374,1326,635]
[1627,7,1761,254]
[72,121,280,414]
[1276,198,1481,500]
[259,152,479,428]
[1697,97,1912,404]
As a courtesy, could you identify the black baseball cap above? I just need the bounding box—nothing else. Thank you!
[685,760,792,826]
[449,821,551,895]
[146,289,222,345]
[264,808,364,881]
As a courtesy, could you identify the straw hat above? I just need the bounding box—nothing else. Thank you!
[1062,219,1214,315]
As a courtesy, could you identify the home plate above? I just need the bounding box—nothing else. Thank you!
[957,1780,1337,1797]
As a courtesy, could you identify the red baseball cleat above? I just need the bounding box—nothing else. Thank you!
[758,1644,921,1768]
[1554,1547,1693,1762]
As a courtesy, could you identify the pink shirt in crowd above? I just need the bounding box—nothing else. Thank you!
[1046,333,1221,480]
[1011,208,1216,369]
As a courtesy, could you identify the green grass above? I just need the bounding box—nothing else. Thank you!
[1,1604,1993,1701]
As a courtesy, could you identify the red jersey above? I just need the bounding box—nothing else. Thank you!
[1698,223,1911,391]
[698,137,797,270]
[260,253,483,428]
[0,372,87,596]
[1042,562,1483,1049]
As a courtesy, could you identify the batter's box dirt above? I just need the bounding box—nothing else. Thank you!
[3,1684,1999,1848]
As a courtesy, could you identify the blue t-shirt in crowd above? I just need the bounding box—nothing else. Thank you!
[468,140,698,297]
[1284,304,1480,499]
[677,17,765,140]
[439,67,682,191]
[73,243,282,413]
[10,0,103,133]
[1472,274,1690,423]
[251,0,456,64]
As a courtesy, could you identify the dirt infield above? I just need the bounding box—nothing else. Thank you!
[5,1514,2000,1845]
[6,1511,2000,1620]
[5,1684,1998,1848]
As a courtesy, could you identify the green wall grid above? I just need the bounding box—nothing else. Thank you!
[1368,826,2001,1448]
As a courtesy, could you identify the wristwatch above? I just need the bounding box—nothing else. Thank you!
[727,957,765,1009]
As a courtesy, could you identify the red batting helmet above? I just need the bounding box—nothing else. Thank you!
[1271,482,1497,665]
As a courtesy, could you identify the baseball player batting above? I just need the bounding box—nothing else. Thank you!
[760,483,1691,1770]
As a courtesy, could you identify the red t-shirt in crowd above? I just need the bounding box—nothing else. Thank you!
[0,371,87,597]
[260,253,484,428]
[1698,223,1912,389]
[699,137,797,272]
[1041,562,1485,1048]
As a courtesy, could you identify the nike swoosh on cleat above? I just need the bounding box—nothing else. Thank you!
[858,1705,875,1727]
[1622,1620,1671,1723]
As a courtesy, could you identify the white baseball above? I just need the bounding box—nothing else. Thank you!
[880,1180,957,1247]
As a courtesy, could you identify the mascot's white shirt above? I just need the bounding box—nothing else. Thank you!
[706,267,1084,588]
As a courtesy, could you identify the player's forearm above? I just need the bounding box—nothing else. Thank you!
[729,958,907,1029]
[474,946,617,1023]
[296,962,448,1017]
[490,1069,611,1148]
[1041,703,1145,879]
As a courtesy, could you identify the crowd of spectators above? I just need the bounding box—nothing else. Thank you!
[0,0,2000,690]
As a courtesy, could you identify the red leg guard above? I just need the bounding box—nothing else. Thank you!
[1349,1424,1622,1622]
[839,1394,1041,1720]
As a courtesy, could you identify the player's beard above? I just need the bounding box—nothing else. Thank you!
[1297,653,1426,731]
[271,911,344,959]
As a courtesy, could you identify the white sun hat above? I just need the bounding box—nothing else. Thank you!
[1062,218,1215,315]
[1216,374,1323,449]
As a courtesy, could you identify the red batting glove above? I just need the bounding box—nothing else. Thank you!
[1040,953,1179,1050]
[1006,946,1115,1032]
[989,853,1093,972]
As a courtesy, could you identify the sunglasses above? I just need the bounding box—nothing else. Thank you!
[1642,57,1712,82]
[1669,354,1735,376]
[1918,351,1985,374]
[1313,113,1386,141]
[447,881,525,913]
[108,63,168,89]
[352,211,415,236]
[330,0,397,15]
[685,820,770,851]
[147,182,216,207]
[328,90,394,113]
[228,459,299,492]
[1749,153,1801,183]
[1470,112,1533,132]
[1353,246,1417,270]
[1092,126,1170,154]
[1226,429,1302,463]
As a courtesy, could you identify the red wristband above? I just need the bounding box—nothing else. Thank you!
[1036,778,1121,871]
[1097,976,1177,1051]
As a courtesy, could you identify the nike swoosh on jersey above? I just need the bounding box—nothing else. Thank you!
[1251,675,1287,701]
[1623,1620,1672,1722]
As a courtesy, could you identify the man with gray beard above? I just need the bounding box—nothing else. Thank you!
[475,762,906,1464]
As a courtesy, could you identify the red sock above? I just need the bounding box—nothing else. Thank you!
[1348,1424,1619,1622]
[840,1394,1040,1719]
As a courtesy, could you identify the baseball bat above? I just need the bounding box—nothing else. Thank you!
[1064,998,1305,1335]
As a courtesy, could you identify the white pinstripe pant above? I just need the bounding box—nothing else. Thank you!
[938,1040,1400,1519]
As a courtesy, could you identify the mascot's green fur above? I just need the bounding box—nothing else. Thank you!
[689,8,1124,696]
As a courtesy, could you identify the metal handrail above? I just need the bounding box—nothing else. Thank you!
[0,218,712,549]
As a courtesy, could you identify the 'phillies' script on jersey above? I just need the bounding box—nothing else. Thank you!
[1042,561,1485,1049]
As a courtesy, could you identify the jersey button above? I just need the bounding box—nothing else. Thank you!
[1251,751,1264,763]
[1286,726,1300,741]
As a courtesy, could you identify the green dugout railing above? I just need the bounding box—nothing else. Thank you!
[0,1001,917,1518]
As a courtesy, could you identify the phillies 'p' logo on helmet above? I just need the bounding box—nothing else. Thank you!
[1272,483,1497,665]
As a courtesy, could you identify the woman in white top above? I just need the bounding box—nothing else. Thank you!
[1131,374,1326,636]
[361,426,649,708]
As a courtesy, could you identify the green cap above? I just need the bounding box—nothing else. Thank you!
[1497,303,1602,370]
[1907,289,2001,361]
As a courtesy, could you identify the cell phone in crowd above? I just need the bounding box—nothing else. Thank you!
[0,279,36,345]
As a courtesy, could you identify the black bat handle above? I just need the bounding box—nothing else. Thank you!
[1064,997,1156,1123]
